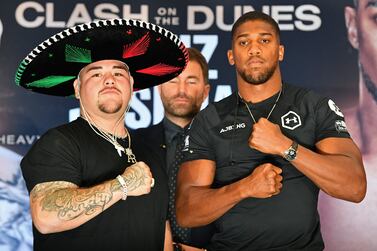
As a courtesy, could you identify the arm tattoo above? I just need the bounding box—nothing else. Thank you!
[31,181,115,221]
[120,165,148,192]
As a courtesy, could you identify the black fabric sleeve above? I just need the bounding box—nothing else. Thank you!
[315,97,351,142]
[182,107,216,162]
[21,128,82,192]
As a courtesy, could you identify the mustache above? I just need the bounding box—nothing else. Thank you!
[248,56,264,62]
[99,86,121,94]
[172,93,191,99]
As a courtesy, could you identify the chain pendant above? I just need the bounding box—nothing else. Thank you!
[126,148,137,163]
[114,143,125,157]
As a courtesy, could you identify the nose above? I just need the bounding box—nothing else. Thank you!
[248,42,261,56]
[177,81,187,95]
[104,72,115,86]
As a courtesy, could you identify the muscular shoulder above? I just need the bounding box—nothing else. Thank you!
[195,92,238,128]
[283,84,325,106]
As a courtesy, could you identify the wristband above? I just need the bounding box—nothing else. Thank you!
[116,175,128,200]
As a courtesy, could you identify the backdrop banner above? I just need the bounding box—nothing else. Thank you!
[1,1,375,251]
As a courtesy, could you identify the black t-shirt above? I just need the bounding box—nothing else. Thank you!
[182,83,350,251]
[21,117,168,251]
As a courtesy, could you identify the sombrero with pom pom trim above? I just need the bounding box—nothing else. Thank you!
[15,18,188,96]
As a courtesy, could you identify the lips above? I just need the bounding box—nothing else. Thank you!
[174,97,190,103]
[248,57,264,66]
[100,87,120,95]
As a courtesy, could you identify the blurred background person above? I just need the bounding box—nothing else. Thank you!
[0,146,33,251]
[319,1,377,250]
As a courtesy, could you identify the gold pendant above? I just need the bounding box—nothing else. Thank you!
[126,148,136,163]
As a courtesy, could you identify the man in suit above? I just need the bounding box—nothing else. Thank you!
[132,47,211,251]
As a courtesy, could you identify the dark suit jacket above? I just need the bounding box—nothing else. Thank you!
[131,121,214,248]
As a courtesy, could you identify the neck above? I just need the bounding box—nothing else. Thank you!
[238,67,282,103]
[164,114,191,128]
[358,76,377,154]
[238,79,282,104]
[82,109,127,137]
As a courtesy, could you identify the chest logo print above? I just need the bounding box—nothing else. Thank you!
[219,123,246,134]
[281,111,302,130]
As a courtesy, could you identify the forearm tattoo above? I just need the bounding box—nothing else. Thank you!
[31,181,115,221]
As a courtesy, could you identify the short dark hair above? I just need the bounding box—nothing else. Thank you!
[188,47,209,85]
[231,11,280,42]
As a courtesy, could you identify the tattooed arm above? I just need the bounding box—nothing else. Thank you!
[30,161,153,234]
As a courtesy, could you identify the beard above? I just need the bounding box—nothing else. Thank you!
[97,87,124,114]
[361,65,377,105]
[162,93,202,120]
[238,59,278,85]
[98,102,122,114]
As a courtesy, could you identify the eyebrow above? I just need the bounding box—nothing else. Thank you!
[114,64,130,72]
[235,32,273,39]
[186,75,200,80]
[85,66,102,73]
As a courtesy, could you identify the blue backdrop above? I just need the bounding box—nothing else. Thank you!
[1,1,373,251]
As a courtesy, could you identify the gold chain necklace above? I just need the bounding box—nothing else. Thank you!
[80,107,136,163]
[240,87,282,123]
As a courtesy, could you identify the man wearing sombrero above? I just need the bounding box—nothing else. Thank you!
[16,19,188,251]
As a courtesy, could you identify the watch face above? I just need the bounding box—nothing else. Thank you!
[285,148,296,161]
[284,141,298,161]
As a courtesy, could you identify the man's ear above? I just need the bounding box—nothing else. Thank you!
[345,6,359,49]
[203,83,210,102]
[278,45,285,61]
[73,79,80,99]
[227,49,235,65]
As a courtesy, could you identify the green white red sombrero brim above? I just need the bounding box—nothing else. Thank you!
[15,18,188,96]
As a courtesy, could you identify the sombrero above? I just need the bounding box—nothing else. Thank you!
[15,19,188,96]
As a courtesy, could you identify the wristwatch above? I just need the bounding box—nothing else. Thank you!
[283,141,298,161]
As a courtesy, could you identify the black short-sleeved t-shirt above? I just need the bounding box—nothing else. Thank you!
[21,117,168,251]
[182,83,350,251]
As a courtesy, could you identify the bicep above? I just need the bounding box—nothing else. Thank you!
[30,181,78,212]
[177,159,216,190]
[315,137,362,163]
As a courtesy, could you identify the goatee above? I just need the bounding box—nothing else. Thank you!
[99,103,122,114]
[240,68,275,85]
[361,65,377,105]
[239,60,278,85]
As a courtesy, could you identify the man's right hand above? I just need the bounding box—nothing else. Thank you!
[121,161,154,196]
[240,163,283,198]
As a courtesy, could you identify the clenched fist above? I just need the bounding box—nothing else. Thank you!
[240,163,283,198]
[121,161,154,196]
[248,118,292,156]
